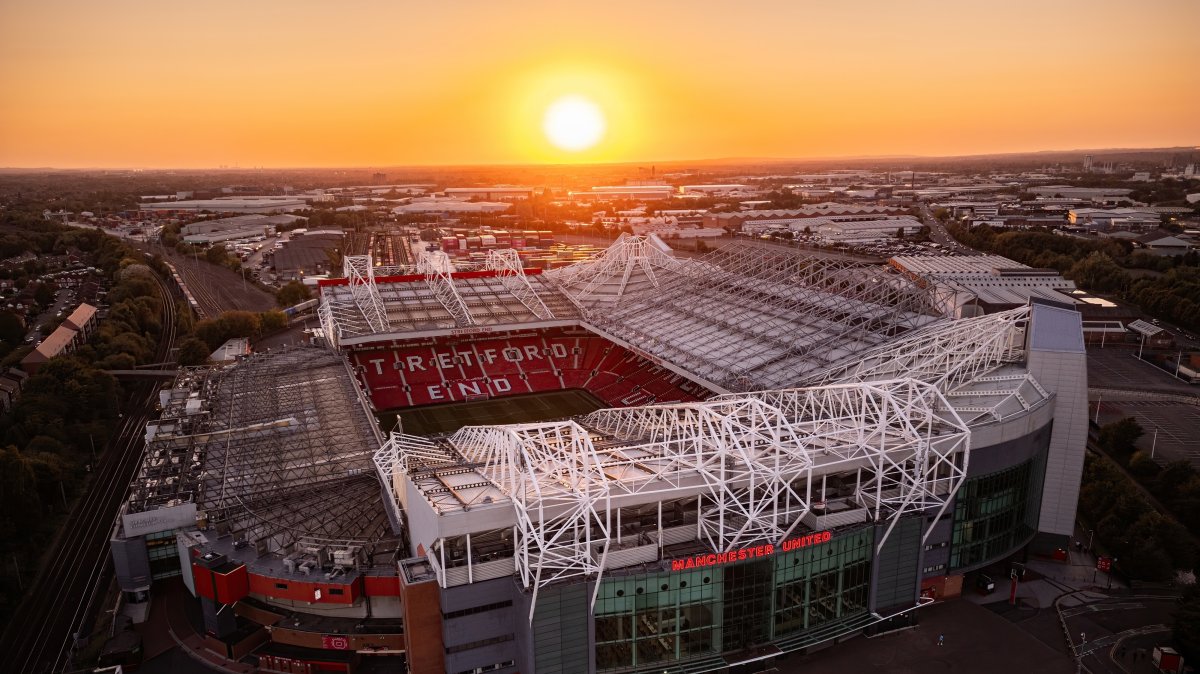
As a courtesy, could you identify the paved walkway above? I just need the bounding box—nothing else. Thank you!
[140,580,254,674]
[778,600,1074,674]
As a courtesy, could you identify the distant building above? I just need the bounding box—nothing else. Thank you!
[209,337,251,364]
[181,214,304,244]
[272,231,344,281]
[705,204,906,233]
[568,185,677,201]
[62,303,98,339]
[1127,319,1174,349]
[889,256,1076,317]
[0,368,27,413]
[391,199,512,215]
[443,187,534,201]
[21,303,99,374]
[679,184,752,195]
[1028,185,1133,201]
[140,197,309,214]
[1068,208,1160,231]
[796,215,924,243]
[1134,230,1194,256]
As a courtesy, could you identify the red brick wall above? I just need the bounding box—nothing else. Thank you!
[400,576,444,674]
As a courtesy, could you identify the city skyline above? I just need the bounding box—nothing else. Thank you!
[2,0,1198,169]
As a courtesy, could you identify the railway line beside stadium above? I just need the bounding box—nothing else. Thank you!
[0,269,180,674]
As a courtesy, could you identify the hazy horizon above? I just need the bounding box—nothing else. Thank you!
[3,144,1198,174]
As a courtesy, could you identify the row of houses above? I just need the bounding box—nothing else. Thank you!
[20,303,99,375]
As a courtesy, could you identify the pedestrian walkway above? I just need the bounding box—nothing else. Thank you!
[157,579,255,674]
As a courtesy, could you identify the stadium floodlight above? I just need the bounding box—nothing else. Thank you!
[485,249,555,320]
[417,250,475,327]
[342,255,392,334]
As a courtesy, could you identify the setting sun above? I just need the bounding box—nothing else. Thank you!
[543,95,606,152]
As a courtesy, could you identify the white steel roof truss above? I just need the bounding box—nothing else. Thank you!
[342,255,392,334]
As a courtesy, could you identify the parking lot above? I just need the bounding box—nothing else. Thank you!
[1087,347,1200,466]
[1093,398,1200,466]
[1088,347,1198,396]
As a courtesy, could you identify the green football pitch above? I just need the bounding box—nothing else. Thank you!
[377,388,608,436]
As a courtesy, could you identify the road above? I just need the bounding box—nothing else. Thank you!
[918,204,983,255]
[0,269,180,674]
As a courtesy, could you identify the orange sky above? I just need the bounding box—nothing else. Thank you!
[1,0,1197,168]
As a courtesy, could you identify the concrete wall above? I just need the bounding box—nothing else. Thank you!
[442,577,519,674]
[870,516,922,615]
[1025,301,1088,551]
[111,536,151,592]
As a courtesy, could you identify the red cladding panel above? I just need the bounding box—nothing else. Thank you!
[364,574,401,597]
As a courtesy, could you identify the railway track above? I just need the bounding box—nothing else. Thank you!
[0,269,179,673]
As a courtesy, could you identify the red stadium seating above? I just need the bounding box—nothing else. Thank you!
[348,328,711,412]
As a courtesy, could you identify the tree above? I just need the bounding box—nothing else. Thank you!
[0,445,42,541]
[1098,418,1144,461]
[1127,451,1160,479]
[259,310,287,333]
[32,281,57,307]
[1176,584,1200,664]
[205,244,229,265]
[276,280,311,308]
[0,311,25,347]
[895,227,905,240]
[176,337,211,366]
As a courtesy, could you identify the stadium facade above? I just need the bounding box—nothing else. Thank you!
[110,235,1087,674]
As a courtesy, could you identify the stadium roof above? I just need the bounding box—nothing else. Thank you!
[373,301,1062,617]
[378,377,972,613]
[320,236,952,392]
[319,253,582,343]
[559,238,948,391]
[125,347,395,555]
[542,233,679,306]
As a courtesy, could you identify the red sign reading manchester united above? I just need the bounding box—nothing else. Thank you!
[670,531,833,571]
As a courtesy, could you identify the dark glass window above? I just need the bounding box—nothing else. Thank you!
[950,448,1047,569]
[592,526,874,671]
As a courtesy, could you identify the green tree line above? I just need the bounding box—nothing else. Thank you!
[1079,418,1200,582]
[0,210,177,629]
[947,224,1200,332]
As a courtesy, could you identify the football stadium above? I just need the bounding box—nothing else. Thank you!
[111,235,1088,674]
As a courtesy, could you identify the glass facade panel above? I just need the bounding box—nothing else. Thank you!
[593,527,873,672]
[146,529,182,579]
[950,448,1047,570]
[772,527,871,637]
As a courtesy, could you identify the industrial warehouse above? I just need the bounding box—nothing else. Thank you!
[110,235,1088,674]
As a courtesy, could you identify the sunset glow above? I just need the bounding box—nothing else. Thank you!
[543,96,606,152]
[0,0,1196,168]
